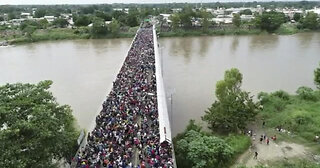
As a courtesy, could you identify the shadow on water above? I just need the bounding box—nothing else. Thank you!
[296,32,314,48]
[231,36,239,53]
[249,34,279,50]
[198,36,210,58]
[178,37,193,63]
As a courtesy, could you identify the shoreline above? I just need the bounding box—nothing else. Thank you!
[1,28,319,46]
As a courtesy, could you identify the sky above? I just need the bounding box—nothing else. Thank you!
[0,0,312,5]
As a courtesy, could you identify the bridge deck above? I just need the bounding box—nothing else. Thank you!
[74,25,174,168]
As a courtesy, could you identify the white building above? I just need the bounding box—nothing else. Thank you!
[211,15,233,24]
[306,7,320,16]
[20,13,33,19]
[171,8,182,13]
[240,15,255,21]
[160,14,171,21]
[44,16,56,22]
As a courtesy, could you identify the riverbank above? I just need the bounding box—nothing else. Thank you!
[159,28,264,37]
[0,27,136,45]
[2,25,319,45]
[159,26,319,38]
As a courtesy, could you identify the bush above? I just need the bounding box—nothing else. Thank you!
[225,135,251,155]
[296,86,317,101]
[271,90,290,100]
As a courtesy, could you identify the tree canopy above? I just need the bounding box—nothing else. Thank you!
[34,9,47,18]
[0,81,79,168]
[301,12,319,30]
[91,17,107,36]
[202,68,258,133]
[52,18,69,28]
[74,15,91,27]
[175,125,233,168]
[108,18,121,35]
[233,14,241,28]
[254,11,286,32]
[314,62,320,89]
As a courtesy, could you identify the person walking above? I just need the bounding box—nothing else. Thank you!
[254,151,258,159]
[266,138,270,145]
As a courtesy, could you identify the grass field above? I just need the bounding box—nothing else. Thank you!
[258,89,320,153]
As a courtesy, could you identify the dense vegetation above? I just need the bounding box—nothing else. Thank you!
[0,81,79,168]
[174,68,256,168]
[1,1,320,44]
[258,88,320,141]
[238,159,320,168]
[175,64,320,167]
[202,68,259,133]
[174,120,251,168]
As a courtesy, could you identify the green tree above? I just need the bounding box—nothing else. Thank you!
[314,62,320,89]
[52,18,69,28]
[126,14,139,27]
[108,18,120,35]
[126,8,140,27]
[20,20,39,30]
[200,10,211,32]
[293,13,301,22]
[8,13,16,20]
[74,15,91,27]
[179,6,195,28]
[169,14,180,30]
[91,17,107,36]
[240,9,252,15]
[111,10,127,25]
[176,130,233,168]
[34,9,47,18]
[38,19,49,29]
[95,10,112,21]
[301,12,319,30]
[296,86,317,101]
[0,81,79,168]
[233,14,241,28]
[202,68,258,133]
[254,11,286,32]
[23,25,37,38]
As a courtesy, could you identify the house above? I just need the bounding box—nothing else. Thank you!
[211,15,233,24]
[21,13,32,19]
[9,18,26,26]
[160,14,171,21]
[240,15,255,21]
[306,7,320,16]
[44,16,56,22]
[171,8,182,13]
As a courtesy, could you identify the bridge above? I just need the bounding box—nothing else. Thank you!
[73,24,175,168]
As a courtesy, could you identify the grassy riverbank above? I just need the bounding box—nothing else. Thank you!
[258,89,320,152]
[173,120,251,168]
[159,28,264,37]
[2,27,136,45]
[159,24,316,38]
[2,25,318,45]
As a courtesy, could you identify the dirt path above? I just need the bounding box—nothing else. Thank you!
[235,128,310,167]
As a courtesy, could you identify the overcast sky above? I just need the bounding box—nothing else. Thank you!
[0,0,311,5]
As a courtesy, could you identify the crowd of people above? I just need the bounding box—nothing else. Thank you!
[74,25,174,168]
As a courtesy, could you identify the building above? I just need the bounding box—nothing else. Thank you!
[20,13,33,19]
[44,16,56,22]
[306,7,320,16]
[211,15,233,24]
[240,15,255,21]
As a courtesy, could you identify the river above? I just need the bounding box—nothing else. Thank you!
[0,33,319,136]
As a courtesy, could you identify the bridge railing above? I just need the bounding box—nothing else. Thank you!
[153,25,177,168]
